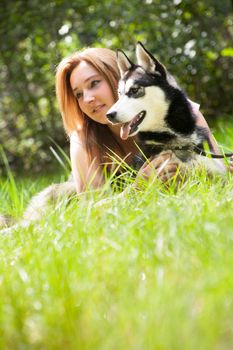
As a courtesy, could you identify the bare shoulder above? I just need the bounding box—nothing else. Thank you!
[70,132,81,149]
[70,131,88,162]
[69,131,104,192]
[69,131,87,192]
[70,131,83,147]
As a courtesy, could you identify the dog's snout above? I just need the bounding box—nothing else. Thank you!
[106,111,117,122]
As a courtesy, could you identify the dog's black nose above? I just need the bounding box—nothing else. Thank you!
[106,111,117,122]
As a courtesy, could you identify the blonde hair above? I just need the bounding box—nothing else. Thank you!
[55,47,125,166]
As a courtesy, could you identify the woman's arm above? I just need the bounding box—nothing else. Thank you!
[188,100,221,154]
[195,110,230,173]
[70,132,104,193]
[195,110,220,154]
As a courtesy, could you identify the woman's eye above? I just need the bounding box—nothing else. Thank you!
[76,92,83,100]
[91,80,101,88]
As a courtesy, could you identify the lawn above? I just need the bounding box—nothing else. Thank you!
[0,119,233,350]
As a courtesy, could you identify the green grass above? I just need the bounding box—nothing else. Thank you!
[0,121,233,350]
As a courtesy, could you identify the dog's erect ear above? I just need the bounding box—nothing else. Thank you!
[136,42,167,77]
[117,50,134,78]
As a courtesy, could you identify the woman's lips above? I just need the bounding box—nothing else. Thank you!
[93,104,105,113]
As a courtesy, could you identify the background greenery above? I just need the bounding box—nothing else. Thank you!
[1,2,233,348]
[0,0,232,174]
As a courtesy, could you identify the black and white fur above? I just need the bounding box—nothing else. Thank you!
[107,42,226,174]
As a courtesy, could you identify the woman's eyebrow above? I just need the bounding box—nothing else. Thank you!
[72,74,100,92]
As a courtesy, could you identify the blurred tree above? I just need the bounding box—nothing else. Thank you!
[0,0,232,174]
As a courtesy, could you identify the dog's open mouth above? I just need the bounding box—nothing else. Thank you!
[120,110,146,140]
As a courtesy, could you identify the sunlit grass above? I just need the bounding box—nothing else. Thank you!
[0,119,233,349]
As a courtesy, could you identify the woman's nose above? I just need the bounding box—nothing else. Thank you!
[83,90,95,104]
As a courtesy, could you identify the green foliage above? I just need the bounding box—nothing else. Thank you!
[1,169,233,348]
[0,0,232,173]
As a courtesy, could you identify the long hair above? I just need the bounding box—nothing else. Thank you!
[55,47,126,167]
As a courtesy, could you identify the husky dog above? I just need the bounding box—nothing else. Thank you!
[107,42,229,174]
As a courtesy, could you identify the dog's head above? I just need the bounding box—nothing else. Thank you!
[107,42,179,139]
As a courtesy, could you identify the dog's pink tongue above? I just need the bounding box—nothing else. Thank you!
[120,122,131,140]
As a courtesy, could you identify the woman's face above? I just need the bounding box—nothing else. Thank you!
[70,61,115,124]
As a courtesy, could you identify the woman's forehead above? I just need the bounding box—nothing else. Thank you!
[70,61,100,90]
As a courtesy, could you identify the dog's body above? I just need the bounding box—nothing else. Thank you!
[107,42,226,174]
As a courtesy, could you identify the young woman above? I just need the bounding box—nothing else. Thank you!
[55,47,226,193]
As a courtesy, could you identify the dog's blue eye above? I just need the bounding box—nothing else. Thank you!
[128,86,145,98]
[130,87,139,94]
